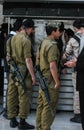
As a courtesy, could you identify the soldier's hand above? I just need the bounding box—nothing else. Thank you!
[32,76,36,86]
[54,80,60,90]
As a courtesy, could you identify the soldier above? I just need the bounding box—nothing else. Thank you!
[36,22,63,130]
[6,19,36,130]
[3,19,23,119]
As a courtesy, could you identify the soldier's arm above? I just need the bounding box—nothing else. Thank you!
[24,39,36,85]
[50,61,60,89]
[6,38,11,64]
[26,58,35,85]
[47,44,60,89]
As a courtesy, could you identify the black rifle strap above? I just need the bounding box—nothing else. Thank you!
[73,35,80,46]
[9,37,12,57]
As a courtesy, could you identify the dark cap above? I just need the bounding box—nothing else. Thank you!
[22,19,35,28]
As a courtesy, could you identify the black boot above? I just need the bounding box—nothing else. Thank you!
[70,114,81,123]
[18,118,35,130]
[10,117,18,128]
[3,111,9,120]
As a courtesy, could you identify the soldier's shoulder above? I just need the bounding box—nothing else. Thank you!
[51,40,57,45]
[44,39,57,51]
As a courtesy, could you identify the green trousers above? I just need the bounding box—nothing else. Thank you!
[36,81,59,130]
[7,73,32,119]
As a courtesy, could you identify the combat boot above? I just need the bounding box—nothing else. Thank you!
[10,117,18,128]
[70,114,81,123]
[18,118,35,130]
[3,111,9,120]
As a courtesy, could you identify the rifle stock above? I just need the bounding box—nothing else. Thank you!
[35,65,54,117]
[9,60,29,94]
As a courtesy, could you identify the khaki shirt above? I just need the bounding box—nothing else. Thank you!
[40,37,60,78]
[6,32,31,65]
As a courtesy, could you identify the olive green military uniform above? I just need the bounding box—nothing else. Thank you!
[6,32,32,119]
[36,37,60,130]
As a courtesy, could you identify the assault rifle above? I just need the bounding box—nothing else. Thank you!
[9,59,29,94]
[35,65,54,117]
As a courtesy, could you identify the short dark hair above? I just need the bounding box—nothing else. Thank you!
[46,25,57,35]
[46,22,64,35]
[13,18,23,31]
[73,20,81,29]
[59,22,64,32]
[64,28,74,37]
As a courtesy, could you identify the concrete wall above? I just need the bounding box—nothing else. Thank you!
[0,4,3,25]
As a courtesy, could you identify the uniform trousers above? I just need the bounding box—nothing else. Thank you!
[7,73,31,119]
[36,80,59,130]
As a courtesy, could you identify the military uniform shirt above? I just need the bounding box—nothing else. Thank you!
[6,32,32,64]
[40,37,60,78]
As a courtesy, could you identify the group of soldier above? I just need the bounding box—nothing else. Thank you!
[0,18,84,130]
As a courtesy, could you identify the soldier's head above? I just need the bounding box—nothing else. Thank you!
[13,18,23,32]
[22,19,35,36]
[73,20,82,33]
[46,21,64,39]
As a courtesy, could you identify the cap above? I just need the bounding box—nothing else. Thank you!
[22,19,35,28]
[46,21,61,28]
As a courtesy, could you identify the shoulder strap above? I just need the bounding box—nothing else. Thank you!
[9,37,13,56]
[36,43,41,66]
[73,35,80,45]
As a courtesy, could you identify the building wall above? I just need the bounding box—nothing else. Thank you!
[0,4,3,27]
